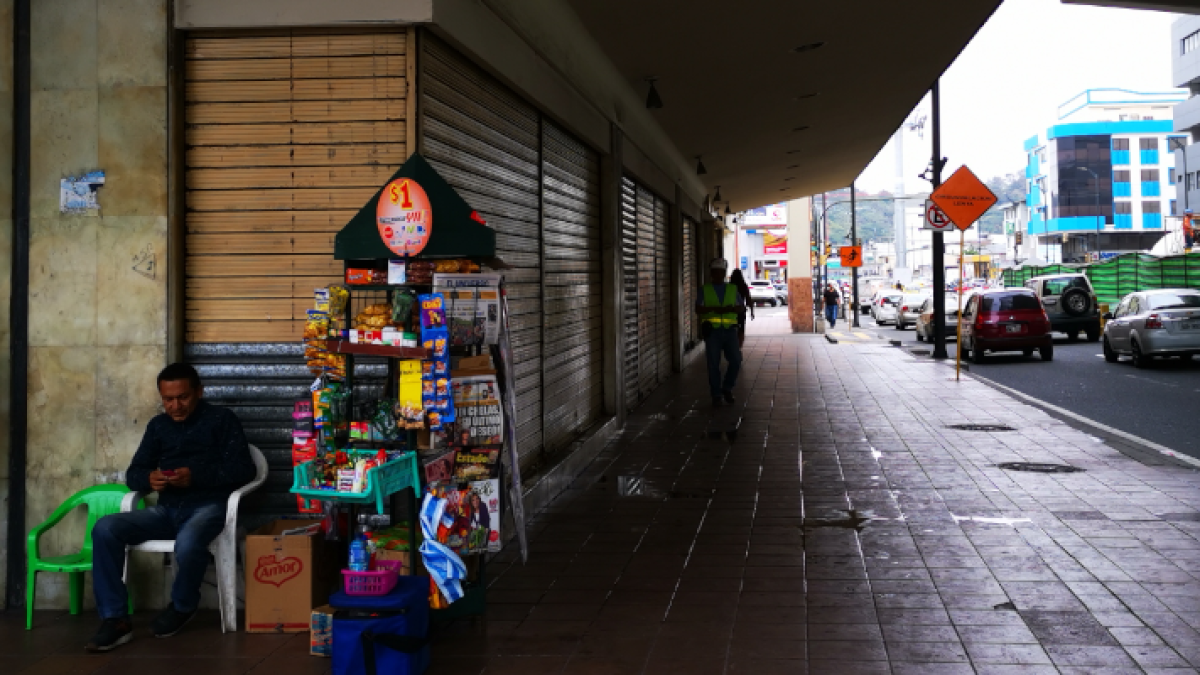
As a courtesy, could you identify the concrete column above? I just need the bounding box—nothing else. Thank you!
[787,197,814,332]
[600,124,624,423]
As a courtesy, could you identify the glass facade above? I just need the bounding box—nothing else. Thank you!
[1054,135,1113,223]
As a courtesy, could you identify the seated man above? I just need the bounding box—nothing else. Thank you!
[86,363,255,652]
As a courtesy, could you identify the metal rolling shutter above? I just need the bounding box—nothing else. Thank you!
[654,198,671,382]
[185,31,409,342]
[541,122,603,452]
[420,35,544,466]
[682,217,696,350]
[183,31,409,522]
[636,185,658,400]
[620,178,640,411]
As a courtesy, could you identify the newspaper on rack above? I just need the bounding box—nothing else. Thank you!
[432,273,502,346]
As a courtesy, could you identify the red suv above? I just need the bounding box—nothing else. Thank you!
[960,288,1053,363]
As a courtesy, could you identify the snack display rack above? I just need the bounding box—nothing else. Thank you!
[288,151,525,620]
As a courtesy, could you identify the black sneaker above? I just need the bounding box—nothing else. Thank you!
[151,604,196,638]
[722,390,735,404]
[711,397,724,407]
[85,617,133,652]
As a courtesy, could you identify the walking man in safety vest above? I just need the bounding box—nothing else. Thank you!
[696,258,745,407]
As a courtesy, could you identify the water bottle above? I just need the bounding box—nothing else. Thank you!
[348,535,369,572]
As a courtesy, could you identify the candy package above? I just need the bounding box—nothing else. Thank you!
[419,293,447,331]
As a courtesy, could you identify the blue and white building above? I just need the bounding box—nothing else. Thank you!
[1022,89,1186,264]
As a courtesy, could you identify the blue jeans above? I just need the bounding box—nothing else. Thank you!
[825,304,838,328]
[92,501,226,618]
[704,326,742,400]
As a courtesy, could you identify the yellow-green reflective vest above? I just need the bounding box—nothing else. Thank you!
[702,284,739,328]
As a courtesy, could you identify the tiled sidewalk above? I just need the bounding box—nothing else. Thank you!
[434,334,1200,674]
[4,334,1199,674]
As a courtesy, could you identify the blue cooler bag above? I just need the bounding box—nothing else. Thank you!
[331,576,430,675]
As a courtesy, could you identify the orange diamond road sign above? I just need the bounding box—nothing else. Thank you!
[839,246,862,267]
[930,165,998,231]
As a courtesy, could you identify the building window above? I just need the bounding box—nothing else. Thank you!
[1140,138,1158,151]
[1112,138,1129,151]
[1141,169,1159,182]
[1115,202,1132,215]
[1171,199,1178,216]
[1113,170,1130,183]
[1183,29,1200,55]
[1143,201,1161,214]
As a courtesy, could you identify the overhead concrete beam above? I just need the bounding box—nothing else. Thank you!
[174,0,434,28]
[1061,0,1200,13]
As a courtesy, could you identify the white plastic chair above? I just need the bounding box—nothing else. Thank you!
[120,443,269,633]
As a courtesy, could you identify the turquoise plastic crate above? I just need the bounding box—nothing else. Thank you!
[291,450,421,512]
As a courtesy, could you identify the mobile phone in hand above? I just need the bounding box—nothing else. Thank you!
[161,469,177,478]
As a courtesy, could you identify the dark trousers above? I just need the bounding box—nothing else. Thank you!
[91,501,226,619]
[704,326,742,399]
[825,304,838,328]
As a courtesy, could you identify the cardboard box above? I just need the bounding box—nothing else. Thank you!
[245,519,339,633]
[310,605,335,657]
[376,548,413,576]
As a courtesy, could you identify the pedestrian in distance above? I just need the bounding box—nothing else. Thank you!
[728,268,755,347]
[696,258,745,407]
[823,283,842,329]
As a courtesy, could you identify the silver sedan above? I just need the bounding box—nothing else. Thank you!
[1102,289,1200,367]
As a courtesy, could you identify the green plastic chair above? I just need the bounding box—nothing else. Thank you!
[26,484,140,630]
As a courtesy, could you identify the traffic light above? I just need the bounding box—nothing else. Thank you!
[1015,231,1023,245]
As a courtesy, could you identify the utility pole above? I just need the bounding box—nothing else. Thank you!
[931,81,948,360]
[851,181,860,327]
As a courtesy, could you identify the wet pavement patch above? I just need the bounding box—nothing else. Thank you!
[1157,512,1200,522]
[1052,511,1110,521]
[947,423,1017,432]
[802,509,875,532]
[997,462,1085,474]
[1020,610,1119,646]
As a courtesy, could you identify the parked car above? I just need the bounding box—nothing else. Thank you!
[871,291,904,325]
[915,291,975,342]
[960,288,1053,363]
[1023,273,1101,341]
[775,286,788,306]
[857,277,886,312]
[748,280,779,306]
[894,292,931,330]
[1102,289,1200,367]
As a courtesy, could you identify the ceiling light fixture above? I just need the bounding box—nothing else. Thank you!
[785,150,803,155]
[714,185,723,202]
[784,177,796,181]
[793,42,826,54]
[695,156,707,175]
[644,77,663,109]
[795,92,820,100]
[793,126,810,132]
[786,165,800,169]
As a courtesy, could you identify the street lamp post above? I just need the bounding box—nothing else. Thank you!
[1074,166,1101,262]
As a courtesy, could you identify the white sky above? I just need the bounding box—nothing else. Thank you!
[854,0,1179,194]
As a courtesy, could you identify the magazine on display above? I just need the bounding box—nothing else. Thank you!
[433,273,501,346]
[450,374,504,447]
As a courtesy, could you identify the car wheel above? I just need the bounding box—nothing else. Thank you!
[1040,344,1054,361]
[1103,337,1118,363]
[1067,331,1080,342]
[1131,340,1150,368]
[916,331,924,342]
[895,321,905,330]
[1085,323,1101,342]
[971,340,987,364]
[1023,348,1034,357]
[1061,288,1091,316]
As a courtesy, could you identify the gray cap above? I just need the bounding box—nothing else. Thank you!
[710,258,728,270]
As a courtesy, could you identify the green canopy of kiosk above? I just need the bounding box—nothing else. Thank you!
[334,153,496,260]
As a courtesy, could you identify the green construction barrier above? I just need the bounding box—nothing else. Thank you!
[1002,252,1200,305]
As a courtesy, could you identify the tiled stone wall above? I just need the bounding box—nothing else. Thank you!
[25,0,169,610]
[788,276,814,332]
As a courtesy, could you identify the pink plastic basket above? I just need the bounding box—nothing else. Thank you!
[341,567,398,596]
